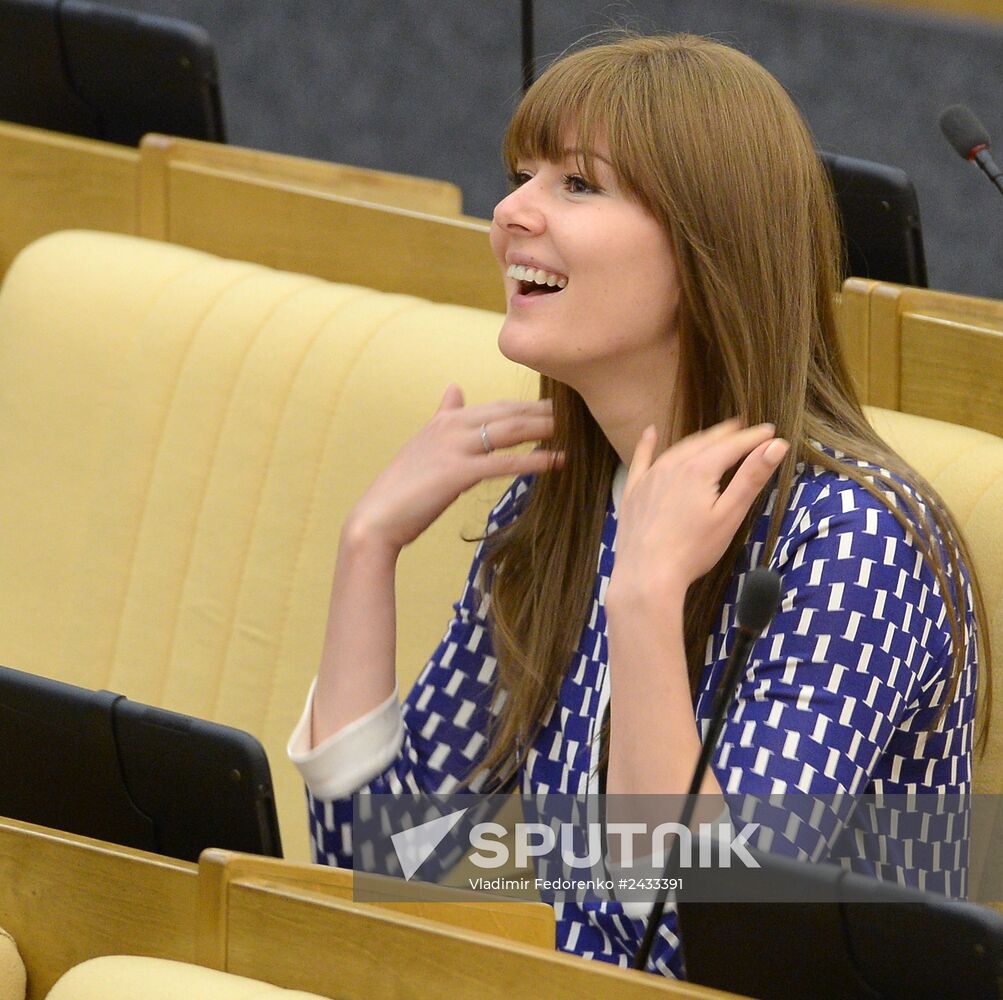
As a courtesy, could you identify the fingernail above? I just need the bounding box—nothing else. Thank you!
[763,439,789,463]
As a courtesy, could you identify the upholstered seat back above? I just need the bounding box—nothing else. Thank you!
[866,408,1003,795]
[2,231,1001,869]
[0,231,529,861]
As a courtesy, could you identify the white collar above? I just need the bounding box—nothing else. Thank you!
[611,462,627,514]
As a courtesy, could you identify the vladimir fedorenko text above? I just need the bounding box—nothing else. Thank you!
[468,876,684,892]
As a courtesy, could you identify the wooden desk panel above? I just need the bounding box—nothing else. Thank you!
[146,162,504,312]
[222,880,737,1000]
[901,315,1003,437]
[140,133,464,217]
[0,818,199,1000]
[835,277,1003,438]
[196,848,555,970]
[834,277,878,403]
[0,819,747,1000]
[0,121,137,280]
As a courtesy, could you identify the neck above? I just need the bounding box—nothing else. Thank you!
[573,364,678,467]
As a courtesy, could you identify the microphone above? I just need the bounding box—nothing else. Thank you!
[631,567,782,972]
[939,104,1003,197]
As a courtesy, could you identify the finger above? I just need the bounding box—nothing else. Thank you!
[436,383,465,413]
[662,417,744,464]
[698,423,777,475]
[471,448,565,481]
[623,425,657,504]
[464,397,554,424]
[471,414,556,452]
[713,438,789,528]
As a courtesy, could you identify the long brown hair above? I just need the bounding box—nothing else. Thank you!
[476,33,989,787]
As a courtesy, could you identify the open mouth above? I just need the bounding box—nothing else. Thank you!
[506,263,568,297]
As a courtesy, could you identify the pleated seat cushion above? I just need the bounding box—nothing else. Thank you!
[0,928,26,1000]
[0,230,527,861]
[46,956,329,1000]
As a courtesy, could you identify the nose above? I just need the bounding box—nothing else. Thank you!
[492,179,546,236]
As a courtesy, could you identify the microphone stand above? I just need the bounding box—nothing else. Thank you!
[632,568,781,972]
[521,0,534,94]
[972,148,1003,198]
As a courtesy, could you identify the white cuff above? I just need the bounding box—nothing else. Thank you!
[287,678,405,801]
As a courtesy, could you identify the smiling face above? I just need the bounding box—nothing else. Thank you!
[489,142,681,399]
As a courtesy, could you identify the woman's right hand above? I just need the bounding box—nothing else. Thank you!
[343,383,562,554]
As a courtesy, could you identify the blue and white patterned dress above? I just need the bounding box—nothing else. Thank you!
[290,454,977,979]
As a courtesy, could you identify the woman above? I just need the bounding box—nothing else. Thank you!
[289,34,986,978]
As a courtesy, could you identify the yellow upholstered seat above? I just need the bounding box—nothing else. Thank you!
[2,229,1002,872]
[865,408,1003,795]
[862,408,1003,907]
[46,956,328,1000]
[0,928,26,1000]
[0,230,530,861]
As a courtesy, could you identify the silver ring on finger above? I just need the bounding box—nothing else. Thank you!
[480,423,494,454]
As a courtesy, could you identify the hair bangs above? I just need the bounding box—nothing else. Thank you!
[503,49,640,192]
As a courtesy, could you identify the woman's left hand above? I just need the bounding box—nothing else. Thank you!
[610,419,789,604]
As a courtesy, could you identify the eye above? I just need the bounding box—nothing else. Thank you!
[507,169,533,190]
[563,173,601,195]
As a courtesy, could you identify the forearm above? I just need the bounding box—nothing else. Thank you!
[605,590,722,799]
[311,516,400,747]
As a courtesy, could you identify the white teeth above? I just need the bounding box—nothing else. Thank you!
[505,263,568,288]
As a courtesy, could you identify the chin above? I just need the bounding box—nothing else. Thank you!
[498,333,558,383]
[498,321,541,369]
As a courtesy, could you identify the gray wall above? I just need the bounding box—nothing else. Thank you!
[103,0,1003,298]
